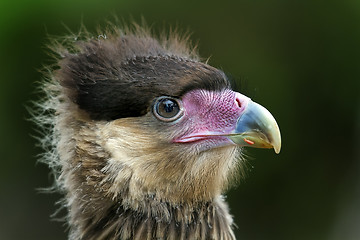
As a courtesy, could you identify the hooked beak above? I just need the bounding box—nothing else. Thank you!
[226,101,281,154]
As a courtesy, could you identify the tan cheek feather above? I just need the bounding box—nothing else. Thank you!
[97,118,240,204]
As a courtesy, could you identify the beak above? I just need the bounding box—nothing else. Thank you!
[226,101,281,154]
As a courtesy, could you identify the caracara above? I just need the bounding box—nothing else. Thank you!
[35,23,281,240]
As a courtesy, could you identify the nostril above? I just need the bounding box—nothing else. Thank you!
[235,97,242,108]
[234,92,251,111]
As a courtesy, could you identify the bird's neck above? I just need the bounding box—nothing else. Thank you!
[79,195,235,240]
[58,120,239,239]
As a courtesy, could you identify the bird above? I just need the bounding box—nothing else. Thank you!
[35,23,281,240]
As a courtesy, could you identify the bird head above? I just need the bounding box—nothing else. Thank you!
[49,28,281,216]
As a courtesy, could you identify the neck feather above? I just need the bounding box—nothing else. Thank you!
[78,196,235,240]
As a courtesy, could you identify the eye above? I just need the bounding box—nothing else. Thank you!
[153,96,184,122]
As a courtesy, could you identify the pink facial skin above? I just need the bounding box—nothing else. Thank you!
[173,89,250,150]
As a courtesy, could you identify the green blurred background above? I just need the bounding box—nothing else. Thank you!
[1,0,359,239]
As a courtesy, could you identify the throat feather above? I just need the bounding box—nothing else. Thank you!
[82,196,235,240]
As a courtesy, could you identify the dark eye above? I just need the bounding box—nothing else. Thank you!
[153,97,183,122]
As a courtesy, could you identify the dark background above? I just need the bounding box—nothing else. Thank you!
[1,1,359,239]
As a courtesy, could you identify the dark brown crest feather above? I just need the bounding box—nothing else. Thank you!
[57,36,230,120]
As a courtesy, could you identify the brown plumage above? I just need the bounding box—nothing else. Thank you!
[35,23,281,240]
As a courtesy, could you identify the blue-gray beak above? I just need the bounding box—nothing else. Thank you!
[226,101,281,154]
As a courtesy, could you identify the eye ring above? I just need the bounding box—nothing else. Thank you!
[153,96,184,122]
